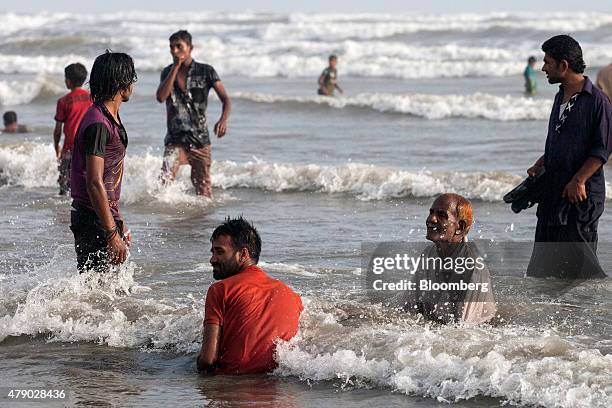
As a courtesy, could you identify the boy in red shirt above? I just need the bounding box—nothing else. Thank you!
[54,63,92,195]
[197,217,303,374]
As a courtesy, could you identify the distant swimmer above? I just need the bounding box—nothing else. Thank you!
[526,35,611,279]
[197,217,303,374]
[317,54,343,96]
[596,62,612,101]
[156,30,231,198]
[54,63,92,195]
[398,194,496,324]
[524,56,538,96]
[2,111,29,133]
[70,52,137,273]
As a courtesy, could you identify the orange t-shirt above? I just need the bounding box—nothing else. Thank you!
[204,265,303,375]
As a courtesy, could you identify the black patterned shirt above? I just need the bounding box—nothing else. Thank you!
[160,61,220,148]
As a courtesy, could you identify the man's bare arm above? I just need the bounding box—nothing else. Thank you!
[156,62,182,103]
[563,156,604,203]
[197,323,221,373]
[317,74,327,94]
[53,121,63,159]
[213,81,231,137]
[85,155,128,264]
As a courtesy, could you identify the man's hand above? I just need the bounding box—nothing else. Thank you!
[173,54,187,67]
[56,148,62,162]
[527,165,543,177]
[214,119,228,137]
[197,323,221,373]
[107,232,129,265]
[563,177,587,204]
[122,223,132,248]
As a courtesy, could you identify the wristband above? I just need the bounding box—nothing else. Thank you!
[104,226,119,242]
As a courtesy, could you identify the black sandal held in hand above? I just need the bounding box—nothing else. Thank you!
[503,170,546,214]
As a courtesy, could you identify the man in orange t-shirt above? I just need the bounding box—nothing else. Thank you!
[197,217,303,375]
[53,63,92,195]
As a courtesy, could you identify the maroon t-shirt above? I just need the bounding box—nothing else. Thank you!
[70,103,128,218]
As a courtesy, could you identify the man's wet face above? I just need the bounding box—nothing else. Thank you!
[121,83,134,102]
[426,197,460,242]
[210,235,241,280]
[170,39,192,60]
[542,53,562,84]
[329,58,337,69]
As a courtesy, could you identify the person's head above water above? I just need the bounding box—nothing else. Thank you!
[426,193,473,243]
[89,51,137,104]
[329,54,338,69]
[64,62,88,90]
[541,35,585,84]
[169,30,193,62]
[210,216,262,280]
[3,111,17,128]
[527,56,536,67]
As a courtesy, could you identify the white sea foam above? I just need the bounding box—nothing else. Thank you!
[3,11,612,39]
[2,11,612,78]
[0,74,64,105]
[233,92,552,120]
[2,43,611,79]
[0,143,58,188]
[3,144,612,202]
[0,246,610,407]
[0,54,90,75]
[274,299,612,408]
[0,247,204,352]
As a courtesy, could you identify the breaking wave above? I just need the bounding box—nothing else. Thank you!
[233,92,552,120]
[3,144,612,202]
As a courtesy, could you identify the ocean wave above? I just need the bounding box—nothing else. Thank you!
[0,246,204,352]
[274,298,612,408]
[3,11,612,39]
[265,12,612,41]
[233,92,552,120]
[3,145,611,202]
[0,143,58,188]
[0,74,64,105]
[1,254,609,408]
[2,11,612,78]
[2,44,611,79]
[0,54,90,75]
[3,43,612,79]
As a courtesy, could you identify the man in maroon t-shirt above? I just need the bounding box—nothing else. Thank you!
[54,63,92,195]
[69,52,136,273]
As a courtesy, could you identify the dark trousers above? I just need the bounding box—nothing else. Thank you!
[57,150,71,195]
[70,204,122,273]
[527,216,606,279]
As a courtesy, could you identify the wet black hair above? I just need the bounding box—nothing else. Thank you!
[211,216,262,263]
[64,63,88,87]
[528,56,536,64]
[169,30,192,46]
[541,35,586,73]
[3,111,16,125]
[89,51,137,103]
[329,54,338,61]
